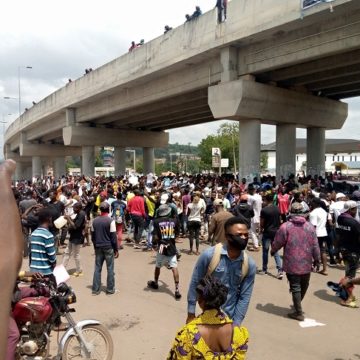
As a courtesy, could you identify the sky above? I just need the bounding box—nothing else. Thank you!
[1,0,359,149]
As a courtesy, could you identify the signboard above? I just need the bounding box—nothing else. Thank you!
[302,0,334,10]
[212,156,220,168]
[212,147,221,156]
[221,158,229,168]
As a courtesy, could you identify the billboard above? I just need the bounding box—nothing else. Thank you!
[302,0,334,10]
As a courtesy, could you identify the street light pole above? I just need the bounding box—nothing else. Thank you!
[18,66,32,117]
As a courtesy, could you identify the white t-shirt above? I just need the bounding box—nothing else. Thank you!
[188,202,203,222]
[249,193,262,223]
[309,207,328,237]
[329,201,345,227]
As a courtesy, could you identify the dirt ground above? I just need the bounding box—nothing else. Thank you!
[48,239,360,360]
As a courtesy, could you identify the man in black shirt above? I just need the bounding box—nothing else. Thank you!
[147,204,181,300]
[338,200,360,279]
[62,203,86,277]
[259,193,283,279]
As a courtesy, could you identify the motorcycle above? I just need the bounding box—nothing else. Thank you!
[13,279,113,359]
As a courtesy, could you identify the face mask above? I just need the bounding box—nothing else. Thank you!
[227,234,248,251]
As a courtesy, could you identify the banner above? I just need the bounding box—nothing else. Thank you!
[302,0,334,10]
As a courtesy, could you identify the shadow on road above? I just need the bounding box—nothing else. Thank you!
[313,289,339,304]
[256,303,290,318]
[143,280,175,298]
[333,356,360,360]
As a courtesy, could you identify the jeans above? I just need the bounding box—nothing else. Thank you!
[62,243,82,273]
[262,236,282,272]
[146,218,154,249]
[188,221,201,251]
[92,247,115,293]
[182,214,188,235]
[286,273,311,315]
[131,214,144,244]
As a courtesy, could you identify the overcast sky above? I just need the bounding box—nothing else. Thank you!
[1,0,359,148]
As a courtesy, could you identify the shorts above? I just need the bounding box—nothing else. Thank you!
[156,253,177,269]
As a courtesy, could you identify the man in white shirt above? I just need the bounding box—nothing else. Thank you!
[247,185,262,251]
[310,197,330,275]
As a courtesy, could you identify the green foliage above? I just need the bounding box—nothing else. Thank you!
[198,122,239,171]
[260,152,268,172]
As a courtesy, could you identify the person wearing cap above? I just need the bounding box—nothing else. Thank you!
[147,204,182,300]
[207,198,234,245]
[271,202,320,321]
[337,200,360,289]
[91,201,119,295]
[329,192,347,264]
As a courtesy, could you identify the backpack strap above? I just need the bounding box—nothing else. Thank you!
[207,244,249,281]
[241,251,249,281]
[206,243,223,276]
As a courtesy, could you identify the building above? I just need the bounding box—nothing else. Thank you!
[262,139,360,175]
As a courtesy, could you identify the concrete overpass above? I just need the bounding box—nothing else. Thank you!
[5,0,359,179]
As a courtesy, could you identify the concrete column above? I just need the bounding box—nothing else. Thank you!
[143,147,155,174]
[276,124,296,179]
[114,147,126,176]
[66,108,76,126]
[307,128,325,177]
[15,162,24,181]
[32,156,42,179]
[54,157,66,179]
[82,146,95,176]
[239,119,261,181]
[220,47,238,82]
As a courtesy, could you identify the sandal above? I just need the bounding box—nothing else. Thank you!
[175,290,182,300]
[147,280,159,290]
[340,300,358,308]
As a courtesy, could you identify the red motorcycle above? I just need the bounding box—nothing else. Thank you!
[13,279,113,359]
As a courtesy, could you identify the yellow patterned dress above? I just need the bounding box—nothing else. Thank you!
[167,309,249,359]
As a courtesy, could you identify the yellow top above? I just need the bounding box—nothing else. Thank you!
[167,309,249,359]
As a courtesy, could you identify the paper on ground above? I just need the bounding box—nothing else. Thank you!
[299,318,326,328]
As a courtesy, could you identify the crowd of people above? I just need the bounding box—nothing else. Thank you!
[3,164,360,358]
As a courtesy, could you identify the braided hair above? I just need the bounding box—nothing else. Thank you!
[196,275,228,310]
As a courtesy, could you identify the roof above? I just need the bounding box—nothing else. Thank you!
[261,139,360,153]
[331,162,360,170]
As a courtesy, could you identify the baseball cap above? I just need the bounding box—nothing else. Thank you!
[336,193,346,200]
[344,200,357,211]
[290,202,305,214]
[213,199,223,206]
[157,204,172,217]
[99,202,110,211]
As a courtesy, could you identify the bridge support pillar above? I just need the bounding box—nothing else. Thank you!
[32,156,42,179]
[307,128,325,177]
[238,119,261,181]
[276,124,296,179]
[82,146,95,177]
[54,157,66,179]
[114,147,126,176]
[143,147,155,175]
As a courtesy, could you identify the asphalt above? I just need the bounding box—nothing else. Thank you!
[47,239,360,360]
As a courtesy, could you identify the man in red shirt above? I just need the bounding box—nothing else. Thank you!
[127,189,146,249]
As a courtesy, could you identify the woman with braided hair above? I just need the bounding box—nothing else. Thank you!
[167,276,249,359]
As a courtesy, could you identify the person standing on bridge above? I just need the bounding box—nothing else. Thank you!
[215,0,227,23]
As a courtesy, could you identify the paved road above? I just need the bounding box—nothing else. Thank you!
[49,240,359,359]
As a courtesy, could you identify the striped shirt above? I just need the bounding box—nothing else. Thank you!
[30,227,56,275]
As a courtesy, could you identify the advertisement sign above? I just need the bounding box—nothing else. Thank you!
[212,147,221,156]
[302,0,334,10]
[221,158,229,168]
[212,156,220,168]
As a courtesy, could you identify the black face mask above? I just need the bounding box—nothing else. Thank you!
[227,234,248,251]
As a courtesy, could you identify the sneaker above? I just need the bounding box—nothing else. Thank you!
[73,271,84,277]
[175,290,182,300]
[257,270,268,275]
[106,289,119,295]
[277,272,284,280]
[287,312,304,321]
[133,244,141,249]
[92,291,100,296]
[147,280,159,290]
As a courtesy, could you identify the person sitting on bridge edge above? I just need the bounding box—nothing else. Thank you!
[164,25,172,34]
[129,41,137,52]
[185,14,192,22]
[192,6,202,19]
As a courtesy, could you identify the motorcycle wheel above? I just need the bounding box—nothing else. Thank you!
[62,324,114,360]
